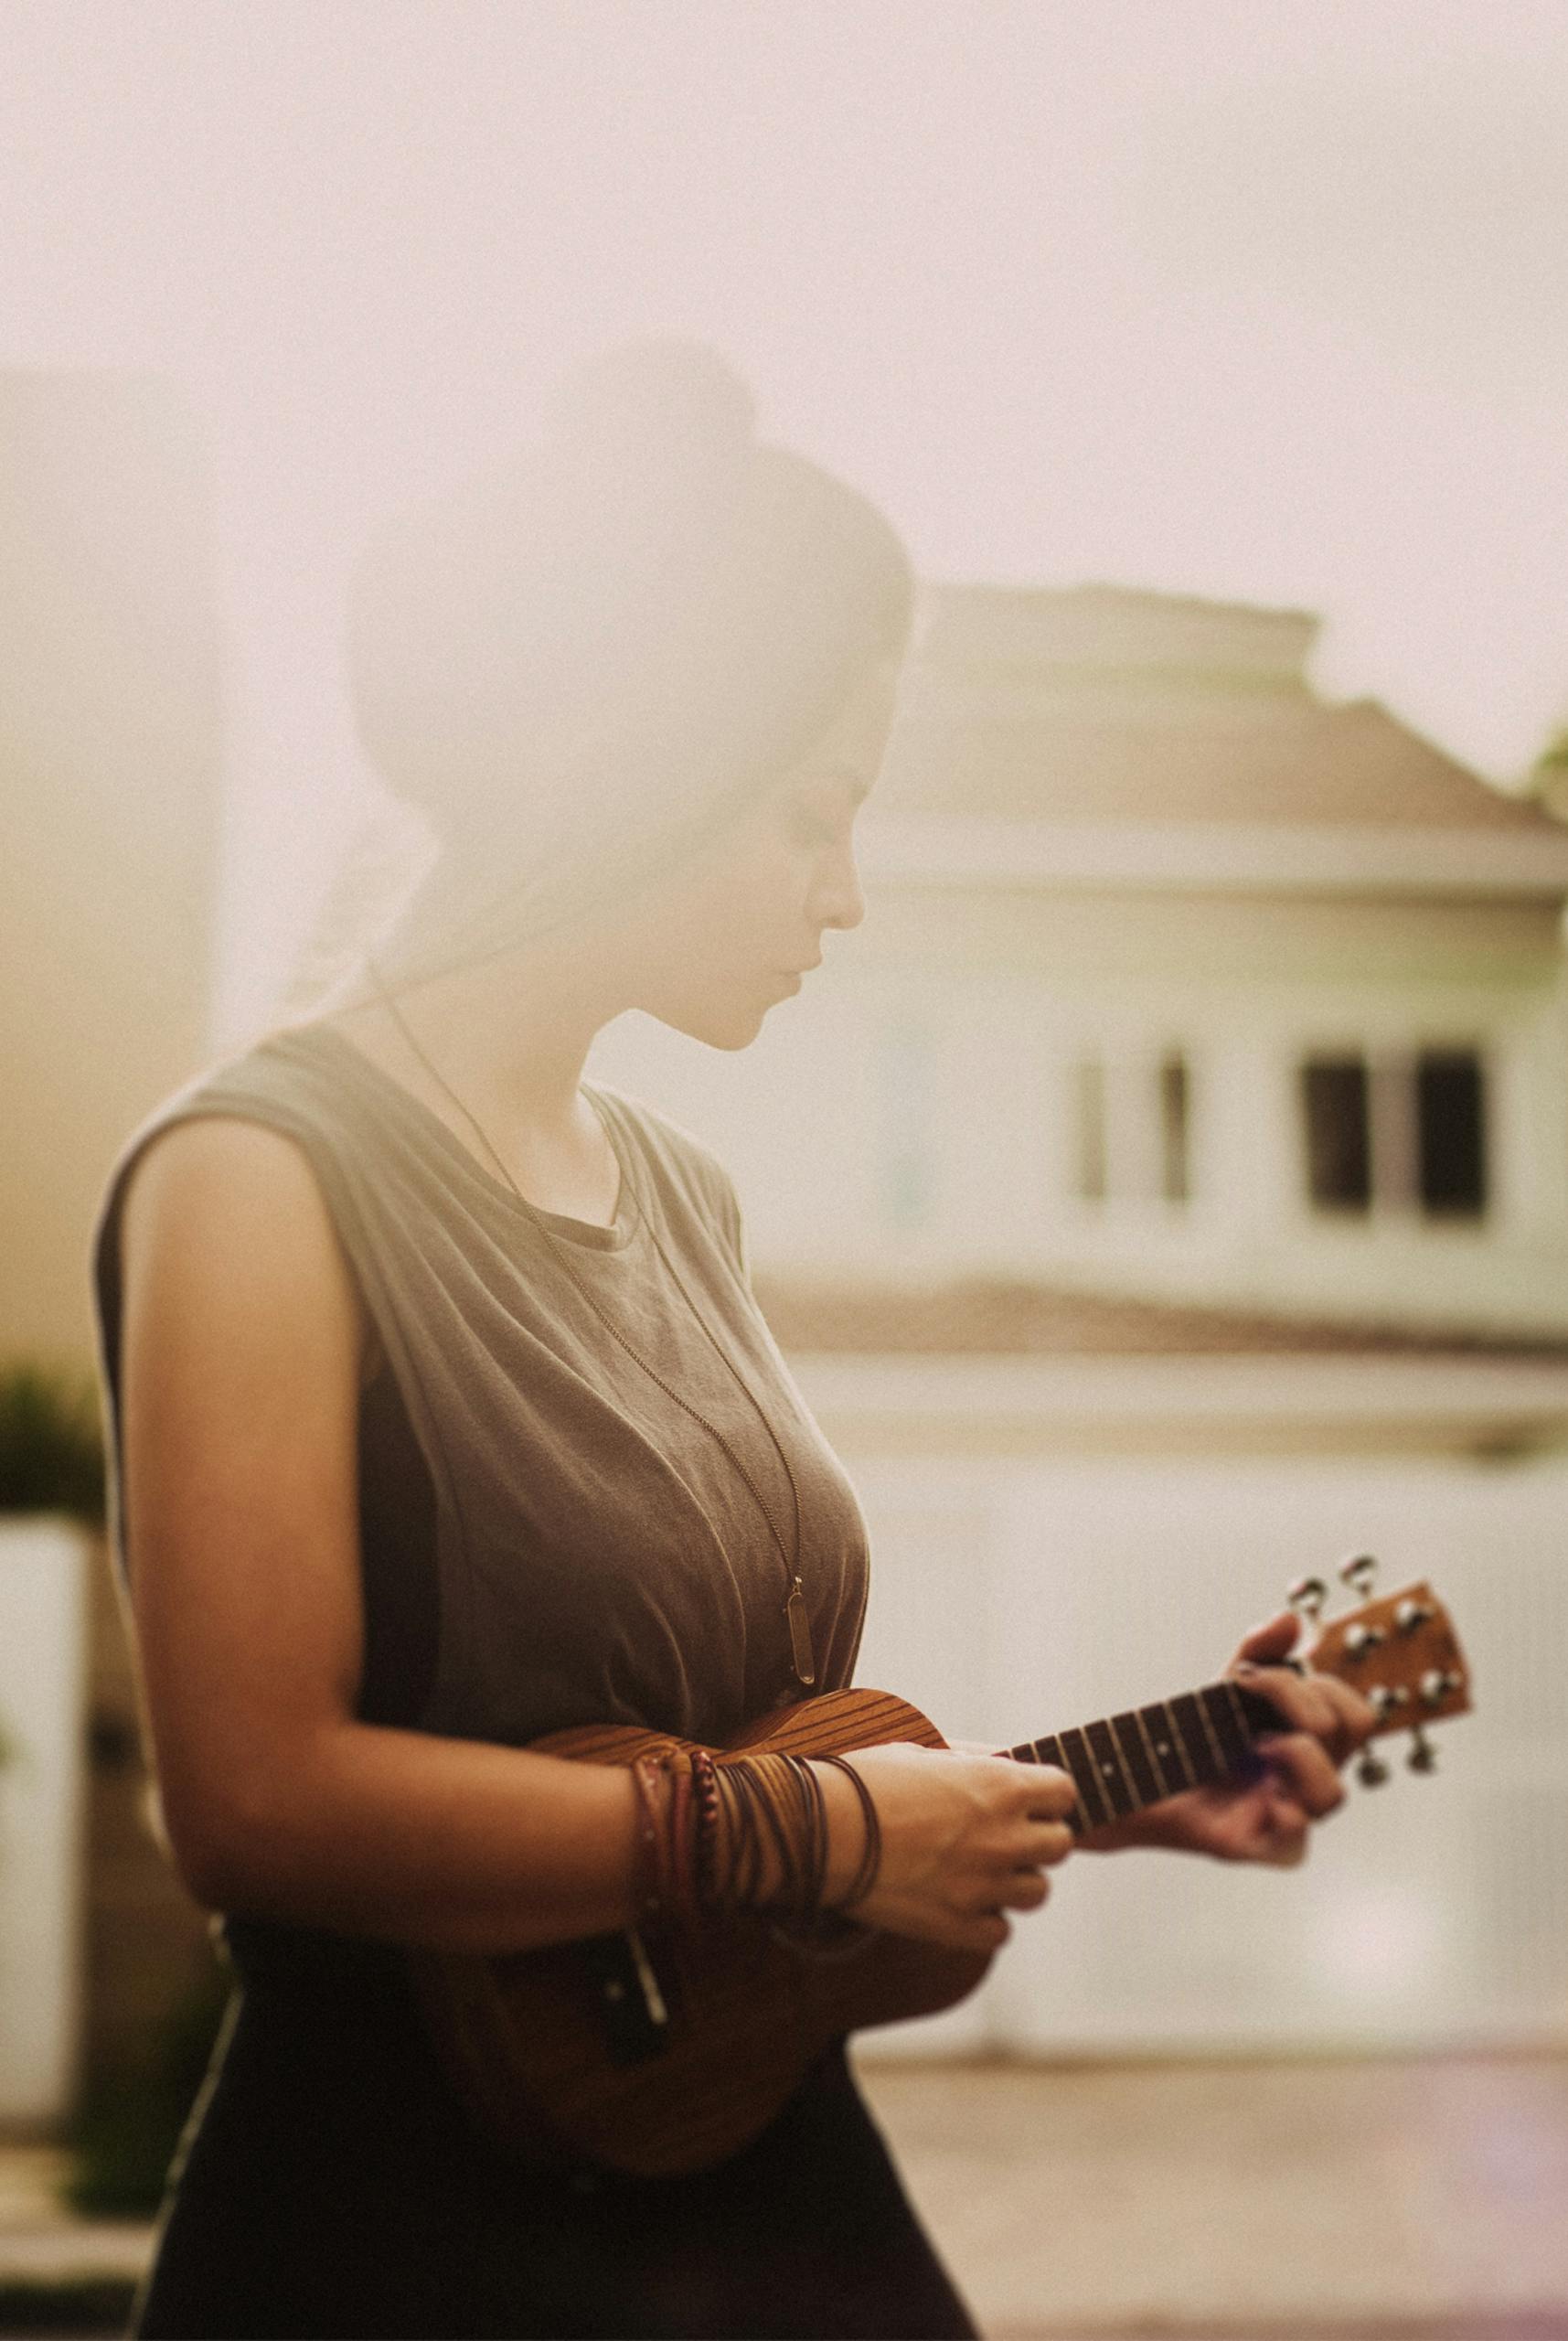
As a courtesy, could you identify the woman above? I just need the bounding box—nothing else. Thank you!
[92,341,1372,2341]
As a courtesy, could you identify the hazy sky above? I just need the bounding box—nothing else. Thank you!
[6,1,1568,1017]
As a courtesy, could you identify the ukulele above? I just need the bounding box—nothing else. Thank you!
[415,1555,1470,2178]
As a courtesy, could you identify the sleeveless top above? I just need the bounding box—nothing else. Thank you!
[88,1030,984,2341]
[91,1021,870,1755]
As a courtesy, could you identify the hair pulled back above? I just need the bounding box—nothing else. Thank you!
[340,339,914,986]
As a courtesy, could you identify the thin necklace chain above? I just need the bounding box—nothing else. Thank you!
[362,967,816,1691]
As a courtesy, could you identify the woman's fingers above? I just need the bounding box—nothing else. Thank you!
[868,1885,1016,1954]
[1016,1819,1074,1866]
[1261,1817,1309,1867]
[936,1908,1014,1954]
[1259,1773,1313,1864]
[1234,1659,1376,1765]
[996,1867,1052,1913]
[843,1743,1077,1951]
[982,1770,1072,1911]
[1232,1610,1304,1669]
[1261,1732,1346,1820]
[946,1876,1046,1928]
[996,1761,1077,1823]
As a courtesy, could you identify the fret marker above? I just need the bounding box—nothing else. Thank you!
[1157,1743,1170,1757]
[1101,1763,1115,1778]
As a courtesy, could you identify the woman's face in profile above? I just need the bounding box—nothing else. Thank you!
[627,655,904,1050]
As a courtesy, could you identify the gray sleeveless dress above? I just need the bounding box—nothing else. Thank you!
[91,1021,976,2340]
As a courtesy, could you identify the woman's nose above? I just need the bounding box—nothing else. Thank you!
[813,841,866,933]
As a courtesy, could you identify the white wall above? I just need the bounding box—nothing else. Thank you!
[0,1520,88,2123]
[847,1450,1568,2058]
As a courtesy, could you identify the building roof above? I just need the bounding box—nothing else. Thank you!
[752,1275,1568,1363]
[881,584,1563,839]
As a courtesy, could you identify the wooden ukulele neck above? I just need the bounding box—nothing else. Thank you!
[1008,1575,1472,1831]
[1008,1678,1277,1832]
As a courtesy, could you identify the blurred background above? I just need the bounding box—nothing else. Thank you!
[3,5,1566,2335]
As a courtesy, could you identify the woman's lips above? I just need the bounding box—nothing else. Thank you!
[769,957,821,993]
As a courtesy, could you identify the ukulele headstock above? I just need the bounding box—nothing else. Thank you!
[1285,1555,1471,1785]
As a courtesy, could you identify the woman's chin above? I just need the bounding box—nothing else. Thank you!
[704,1006,774,1053]
[656,996,773,1052]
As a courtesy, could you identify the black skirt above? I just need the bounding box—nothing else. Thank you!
[134,1927,978,2341]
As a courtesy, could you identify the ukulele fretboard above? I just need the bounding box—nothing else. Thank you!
[1008,1679,1279,1832]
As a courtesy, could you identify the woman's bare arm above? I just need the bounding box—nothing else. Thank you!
[117,1115,641,1954]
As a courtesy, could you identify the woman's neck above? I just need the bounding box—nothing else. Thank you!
[331,937,634,1207]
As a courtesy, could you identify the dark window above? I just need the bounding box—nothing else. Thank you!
[1417,1051,1487,1217]
[1159,1053,1190,1203]
[1303,1058,1371,1211]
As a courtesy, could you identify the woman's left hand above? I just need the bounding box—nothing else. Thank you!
[1079,1611,1380,1866]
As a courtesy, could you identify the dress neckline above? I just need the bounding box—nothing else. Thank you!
[278,1021,642,1255]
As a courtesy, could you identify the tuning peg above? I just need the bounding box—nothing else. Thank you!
[1343,1621,1386,1661]
[1407,1726,1438,1774]
[1356,1748,1391,1788]
[1368,1685,1410,1721]
[1287,1576,1328,1623]
[1395,1597,1434,1634]
[1339,1554,1379,1599]
[1419,1669,1462,1708]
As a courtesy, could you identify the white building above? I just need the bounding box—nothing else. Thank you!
[592,584,1568,2057]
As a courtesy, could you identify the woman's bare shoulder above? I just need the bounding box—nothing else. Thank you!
[123,1110,335,1246]
[118,1113,369,1376]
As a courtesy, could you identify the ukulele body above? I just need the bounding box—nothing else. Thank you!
[413,1687,991,2179]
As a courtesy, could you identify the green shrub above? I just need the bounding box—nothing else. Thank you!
[0,1362,106,1525]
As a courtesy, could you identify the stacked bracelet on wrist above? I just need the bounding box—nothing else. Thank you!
[627,1747,882,1940]
[815,1754,881,1914]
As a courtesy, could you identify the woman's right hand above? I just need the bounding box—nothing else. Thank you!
[816,1742,1076,1954]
